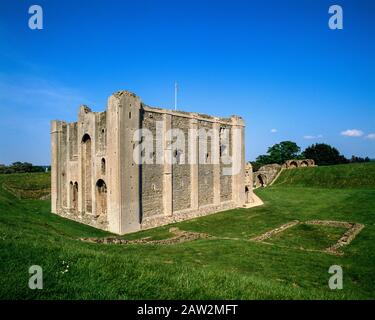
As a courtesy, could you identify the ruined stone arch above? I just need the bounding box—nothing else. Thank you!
[81,134,92,213]
[308,159,315,166]
[95,179,107,217]
[256,174,266,187]
[289,161,298,168]
[300,160,308,167]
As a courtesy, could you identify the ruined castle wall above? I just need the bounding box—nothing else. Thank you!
[283,159,316,169]
[139,106,245,232]
[220,125,232,202]
[68,123,78,161]
[95,112,107,157]
[172,116,191,212]
[52,91,247,235]
[141,111,164,219]
[116,93,142,234]
[198,120,214,207]
[51,107,109,231]
[60,123,68,208]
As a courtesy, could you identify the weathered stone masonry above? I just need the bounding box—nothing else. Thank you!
[51,90,250,235]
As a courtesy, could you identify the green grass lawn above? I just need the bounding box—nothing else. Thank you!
[274,162,375,188]
[0,163,375,299]
[1,172,51,199]
[266,224,347,251]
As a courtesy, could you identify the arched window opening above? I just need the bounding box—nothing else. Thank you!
[174,149,183,164]
[257,175,265,187]
[82,133,91,143]
[96,179,107,217]
[289,161,298,168]
[81,134,92,213]
[70,181,78,212]
[101,158,106,175]
[62,172,67,207]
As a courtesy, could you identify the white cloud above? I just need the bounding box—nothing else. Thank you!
[270,129,277,133]
[340,129,364,137]
[304,134,323,140]
[365,133,375,140]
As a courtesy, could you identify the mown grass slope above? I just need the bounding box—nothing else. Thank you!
[0,163,375,299]
[1,172,50,199]
[274,162,375,188]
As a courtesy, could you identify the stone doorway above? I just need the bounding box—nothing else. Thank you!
[96,179,107,217]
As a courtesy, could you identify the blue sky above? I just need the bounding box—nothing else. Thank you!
[0,0,374,165]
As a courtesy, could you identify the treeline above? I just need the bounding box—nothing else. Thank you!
[0,162,50,174]
[252,141,371,171]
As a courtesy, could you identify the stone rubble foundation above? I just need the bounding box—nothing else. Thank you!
[251,219,365,256]
[251,220,300,242]
[305,220,365,255]
[80,219,365,256]
[80,227,211,245]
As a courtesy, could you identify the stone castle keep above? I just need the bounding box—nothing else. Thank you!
[51,90,254,235]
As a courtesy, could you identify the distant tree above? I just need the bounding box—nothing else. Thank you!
[255,141,301,167]
[31,166,46,173]
[254,154,272,166]
[267,141,301,163]
[0,164,10,174]
[250,161,262,172]
[0,162,47,174]
[302,143,348,166]
[10,162,33,173]
[350,155,371,163]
